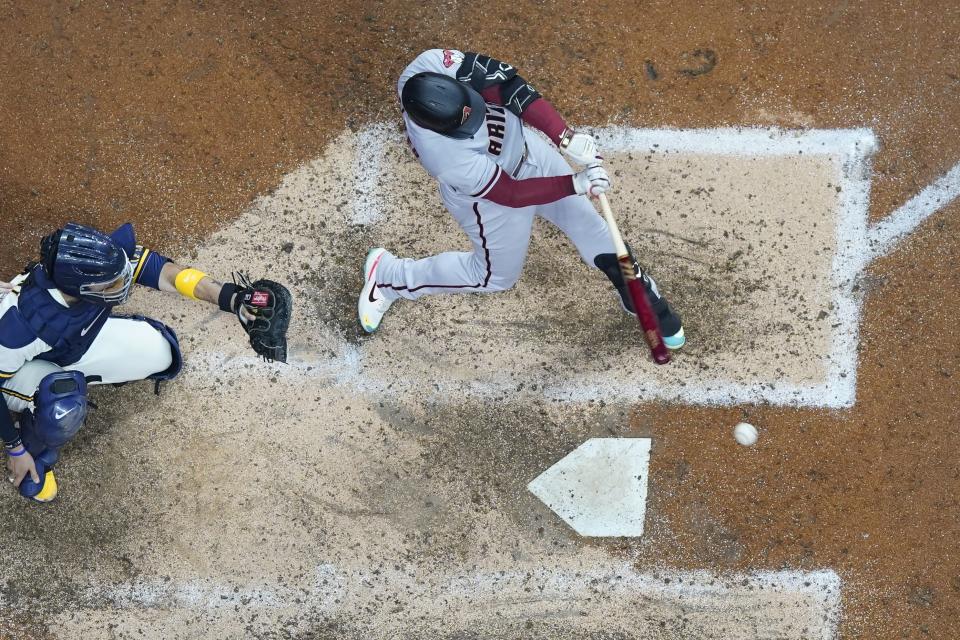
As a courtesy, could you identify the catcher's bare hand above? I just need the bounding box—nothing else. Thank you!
[237,304,256,324]
[7,449,39,488]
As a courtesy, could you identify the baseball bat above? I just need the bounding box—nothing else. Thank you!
[596,193,671,365]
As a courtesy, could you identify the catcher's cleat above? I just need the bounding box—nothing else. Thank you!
[358,248,394,333]
[19,469,58,503]
[31,470,58,502]
[17,448,60,503]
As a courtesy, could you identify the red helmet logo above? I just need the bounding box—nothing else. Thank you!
[461,106,472,124]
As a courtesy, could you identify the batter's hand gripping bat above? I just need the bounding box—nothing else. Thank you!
[596,193,671,365]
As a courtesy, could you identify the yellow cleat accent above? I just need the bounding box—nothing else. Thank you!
[32,470,58,503]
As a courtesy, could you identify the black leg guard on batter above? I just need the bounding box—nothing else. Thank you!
[593,245,683,337]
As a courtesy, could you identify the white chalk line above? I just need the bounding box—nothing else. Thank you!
[188,349,853,408]
[823,130,876,408]
[67,566,841,634]
[864,160,960,264]
[350,123,395,225]
[596,126,877,157]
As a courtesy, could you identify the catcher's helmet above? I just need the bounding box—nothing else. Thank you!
[401,72,486,139]
[40,222,133,306]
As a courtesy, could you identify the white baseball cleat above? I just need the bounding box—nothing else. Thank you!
[358,248,394,333]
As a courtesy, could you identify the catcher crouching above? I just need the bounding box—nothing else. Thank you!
[0,222,292,502]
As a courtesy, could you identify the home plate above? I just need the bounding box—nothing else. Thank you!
[528,437,651,536]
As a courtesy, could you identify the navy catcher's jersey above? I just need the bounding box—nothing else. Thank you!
[0,223,170,373]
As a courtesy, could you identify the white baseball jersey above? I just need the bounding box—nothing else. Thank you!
[372,49,617,304]
[398,49,528,201]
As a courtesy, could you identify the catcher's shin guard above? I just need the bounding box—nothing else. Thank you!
[16,370,89,503]
[21,370,88,452]
[594,247,685,349]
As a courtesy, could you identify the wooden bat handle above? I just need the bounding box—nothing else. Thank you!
[597,194,629,258]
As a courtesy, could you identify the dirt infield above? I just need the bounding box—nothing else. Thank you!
[2,2,960,638]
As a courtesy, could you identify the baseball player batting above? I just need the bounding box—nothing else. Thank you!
[358,49,685,349]
[0,222,291,502]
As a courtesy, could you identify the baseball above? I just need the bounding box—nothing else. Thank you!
[733,422,758,446]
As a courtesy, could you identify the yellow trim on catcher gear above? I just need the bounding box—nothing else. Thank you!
[0,371,14,379]
[32,470,58,502]
[174,268,207,300]
[1,388,33,403]
[132,247,150,284]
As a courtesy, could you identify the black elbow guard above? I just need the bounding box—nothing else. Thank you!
[499,75,542,117]
[456,52,542,118]
[456,52,517,89]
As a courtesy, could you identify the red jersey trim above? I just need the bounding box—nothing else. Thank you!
[472,165,503,198]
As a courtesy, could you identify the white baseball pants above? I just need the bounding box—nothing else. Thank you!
[373,132,615,301]
[1,317,173,413]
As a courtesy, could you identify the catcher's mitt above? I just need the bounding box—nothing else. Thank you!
[231,273,292,363]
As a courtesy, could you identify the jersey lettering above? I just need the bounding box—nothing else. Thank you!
[400,52,527,192]
[486,105,506,156]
